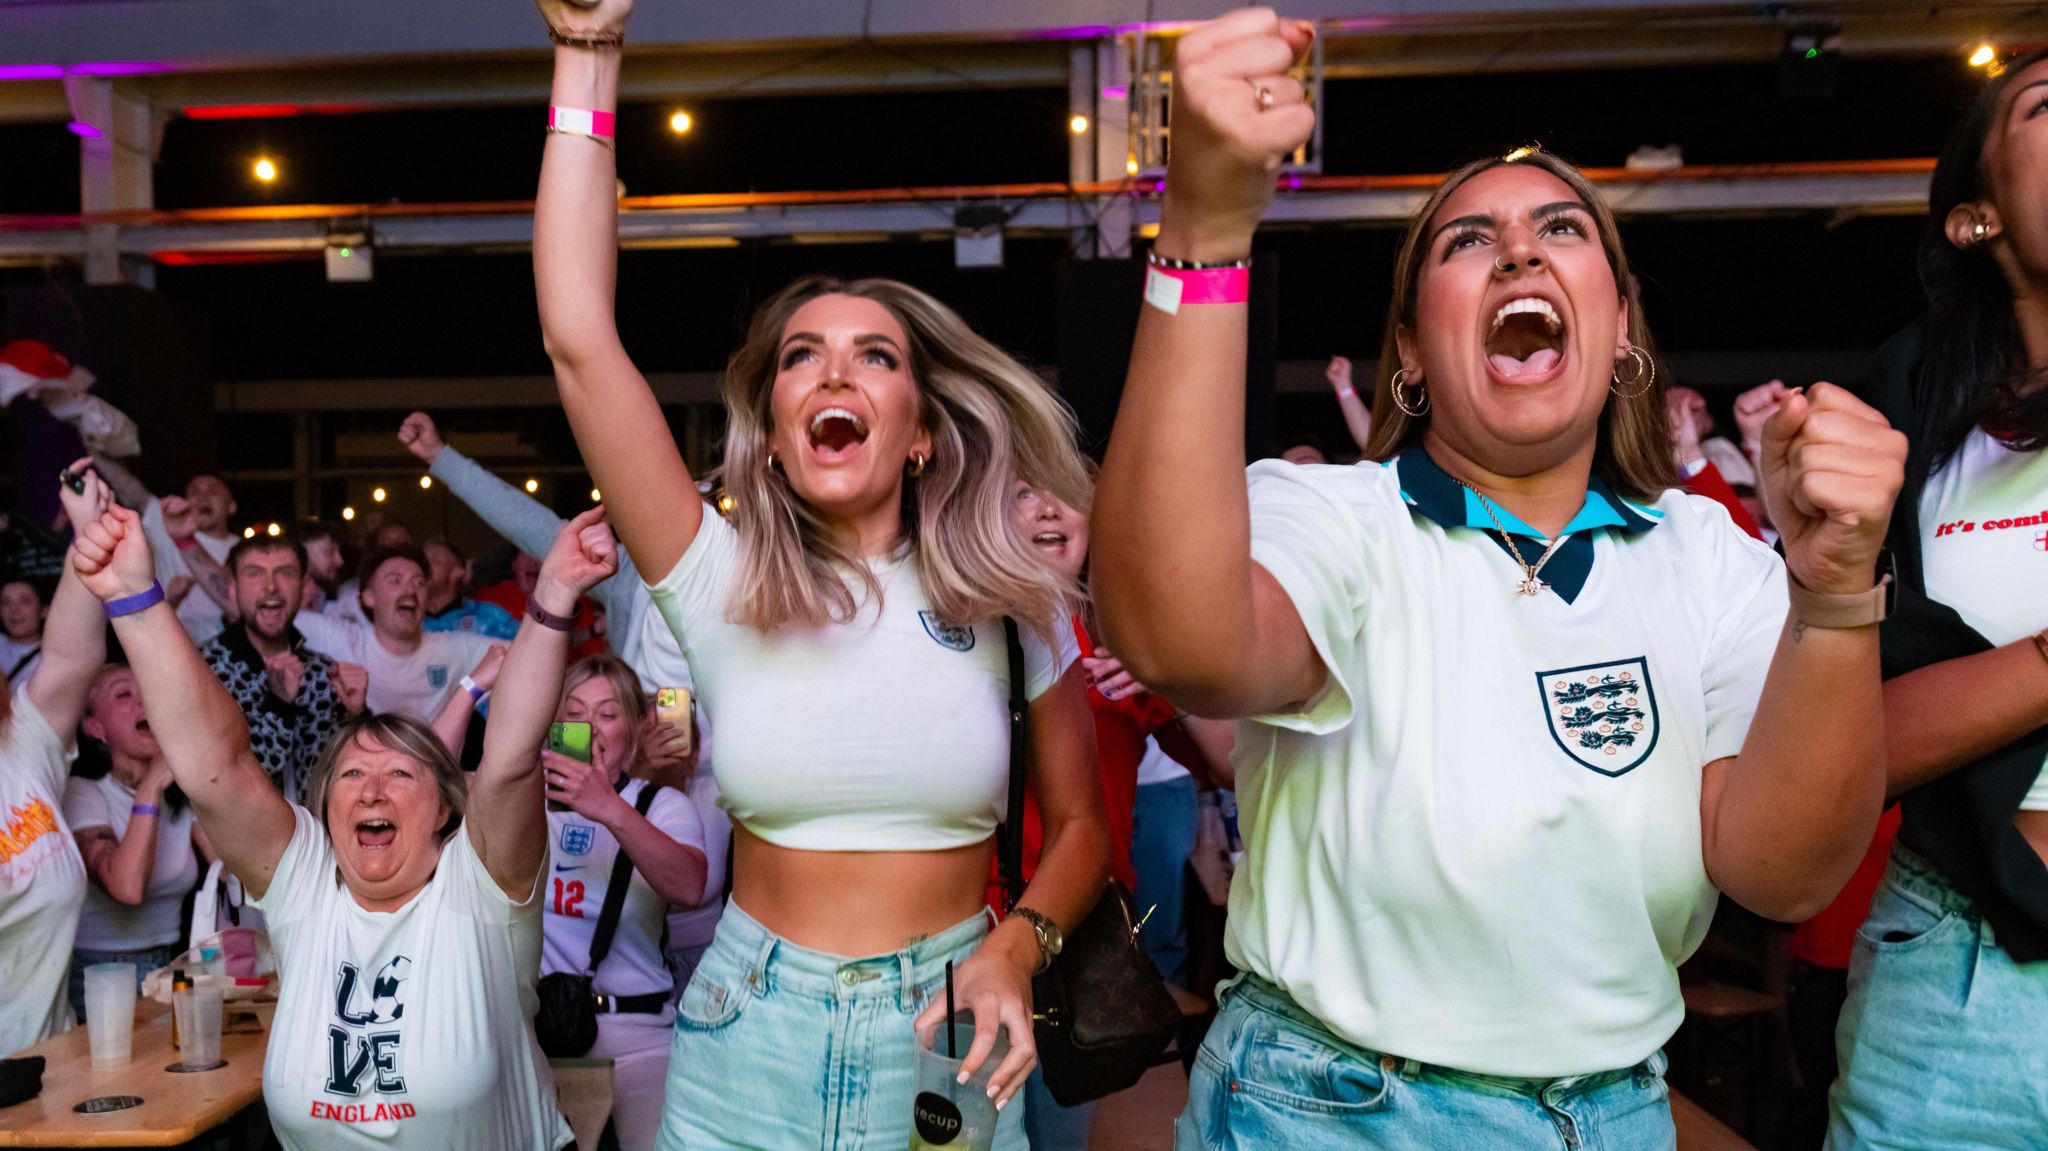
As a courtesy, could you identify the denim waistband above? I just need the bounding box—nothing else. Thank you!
[1884,843,1980,918]
[1227,974,1661,1096]
[707,899,993,1010]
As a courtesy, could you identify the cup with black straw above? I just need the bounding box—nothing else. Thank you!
[907,958,1004,1150]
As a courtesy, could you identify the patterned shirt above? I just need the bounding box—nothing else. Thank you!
[198,625,346,805]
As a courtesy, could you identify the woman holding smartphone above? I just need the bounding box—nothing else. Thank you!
[531,0,1110,1145]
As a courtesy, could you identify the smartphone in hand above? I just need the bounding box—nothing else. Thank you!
[545,721,592,812]
[654,687,693,759]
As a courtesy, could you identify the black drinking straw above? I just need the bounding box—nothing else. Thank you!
[945,960,957,1058]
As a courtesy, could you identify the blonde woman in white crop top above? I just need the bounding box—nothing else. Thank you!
[534,5,1109,1148]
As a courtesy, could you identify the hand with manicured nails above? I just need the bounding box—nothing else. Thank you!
[911,922,1039,1110]
[70,505,158,603]
[542,748,629,823]
[534,507,617,618]
[1158,8,1317,257]
[397,412,446,465]
[1759,382,1907,597]
[1084,648,1142,701]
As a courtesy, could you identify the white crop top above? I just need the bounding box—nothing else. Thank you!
[647,512,1077,851]
[1918,426,2048,809]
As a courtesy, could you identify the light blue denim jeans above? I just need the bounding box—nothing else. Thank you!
[1825,844,2048,1151]
[655,901,1029,1151]
[1176,975,1673,1151]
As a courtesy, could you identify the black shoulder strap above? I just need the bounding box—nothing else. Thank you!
[996,618,1028,910]
[586,783,663,973]
[5,646,39,682]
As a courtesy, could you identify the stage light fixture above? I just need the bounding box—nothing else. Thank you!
[372,487,388,503]
[267,523,282,537]
[342,506,356,522]
[253,157,278,182]
[1970,43,1997,67]
[1069,114,1089,135]
[419,475,433,490]
[669,111,693,134]
[525,479,540,493]
[243,527,256,539]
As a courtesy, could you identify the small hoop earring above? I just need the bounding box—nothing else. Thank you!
[1610,346,1656,400]
[907,452,929,478]
[1391,368,1430,417]
[766,450,782,472]
[1971,222,1991,244]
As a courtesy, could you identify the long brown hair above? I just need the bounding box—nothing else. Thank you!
[719,275,1091,641]
[1361,150,1677,501]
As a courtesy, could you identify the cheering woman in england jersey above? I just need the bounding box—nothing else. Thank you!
[1093,10,1909,1148]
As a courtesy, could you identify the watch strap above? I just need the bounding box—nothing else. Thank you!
[1788,572,1891,630]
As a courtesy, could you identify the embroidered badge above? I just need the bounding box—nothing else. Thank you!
[561,825,595,856]
[427,665,448,689]
[918,611,976,652]
[1535,658,1659,777]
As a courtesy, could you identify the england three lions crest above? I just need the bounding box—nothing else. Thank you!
[918,611,976,652]
[1536,658,1660,777]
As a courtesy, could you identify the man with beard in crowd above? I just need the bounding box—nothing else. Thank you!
[198,536,368,803]
[291,522,348,616]
[294,545,499,722]
[421,538,519,639]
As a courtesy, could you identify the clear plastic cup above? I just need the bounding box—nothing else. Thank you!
[174,985,224,1070]
[83,962,137,1068]
[908,1014,1005,1151]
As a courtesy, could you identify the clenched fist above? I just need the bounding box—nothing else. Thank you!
[397,412,446,465]
[1157,8,1317,261]
[1758,383,1907,597]
[71,505,159,604]
[334,661,369,715]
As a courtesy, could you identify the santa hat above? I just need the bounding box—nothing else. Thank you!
[0,340,93,406]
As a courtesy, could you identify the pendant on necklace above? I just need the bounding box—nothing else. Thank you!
[1516,576,1548,597]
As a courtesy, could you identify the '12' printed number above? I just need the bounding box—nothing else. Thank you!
[551,878,586,918]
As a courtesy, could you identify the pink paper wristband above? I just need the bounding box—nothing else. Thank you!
[1142,264,1251,315]
[548,106,617,138]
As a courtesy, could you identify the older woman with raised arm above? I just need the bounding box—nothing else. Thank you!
[532,1,1108,1146]
[67,504,620,1151]
[1091,10,1909,1148]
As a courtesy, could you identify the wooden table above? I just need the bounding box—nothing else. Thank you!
[0,999,268,1148]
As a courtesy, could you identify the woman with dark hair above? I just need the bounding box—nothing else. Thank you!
[67,505,620,1150]
[530,0,1109,1145]
[1093,10,1910,1147]
[1826,50,2048,1150]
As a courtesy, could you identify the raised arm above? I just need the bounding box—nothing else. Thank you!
[1092,10,1323,718]
[466,508,618,898]
[88,453,153,511]
[429,643,505,757]
[1699,384,1908,921]
[533,0,700,585]
[159,496,236,619]
[68,505,294,898]
[1326,355,1374,453]
[26,460,112,735]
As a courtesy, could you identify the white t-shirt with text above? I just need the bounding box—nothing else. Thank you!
[0,688,85,1056]
[254,804,569,1150]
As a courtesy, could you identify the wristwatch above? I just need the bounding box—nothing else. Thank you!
[1011,907,1063,975]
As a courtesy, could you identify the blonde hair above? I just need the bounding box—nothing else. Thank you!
[306,714,467,843]
[1362,150,1677,502]
[720,275,1091,641]
[561,653,647,777]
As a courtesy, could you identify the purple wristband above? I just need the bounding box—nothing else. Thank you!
[106,581,166,619]
[529,601,574,632]
[130,803,159,817]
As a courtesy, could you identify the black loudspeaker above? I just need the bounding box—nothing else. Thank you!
[3,284,214,528]
[1054,256,1277,462]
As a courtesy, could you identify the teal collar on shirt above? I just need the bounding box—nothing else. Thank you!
[1389,448,1662,604]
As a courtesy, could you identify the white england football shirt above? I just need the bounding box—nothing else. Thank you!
[542,778,706,998]
[254,805,569,1150]
[1229,451,1786,1077]
[293,613,496,722]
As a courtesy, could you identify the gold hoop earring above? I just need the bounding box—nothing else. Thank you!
[1610,346,1655,400]
[1391,369,1430,417]
[766,450,781,471]
[1971,222,1991,244]
[907,452,929,478]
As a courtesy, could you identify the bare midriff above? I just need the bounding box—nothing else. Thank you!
[728,823,997,956]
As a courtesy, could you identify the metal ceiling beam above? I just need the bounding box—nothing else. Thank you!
[0,160,1936,265]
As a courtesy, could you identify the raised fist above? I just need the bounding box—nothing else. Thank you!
[1158,9,1317,259]
[397,412,447,465]
[70,505,158,604]
[1758,383,1907,597]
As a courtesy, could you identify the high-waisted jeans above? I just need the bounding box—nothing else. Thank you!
[1826,844,2048,1150]
[655,901,1028,1151]
[1176,975,1673,1151]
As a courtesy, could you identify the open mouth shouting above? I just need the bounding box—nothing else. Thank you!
[355,818,398,851]
[1485,296,1567,384]
[1030,529,1071,561]
[252,594,291,631]
[806,407,870,463]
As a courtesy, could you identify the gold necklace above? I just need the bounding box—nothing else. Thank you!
[1453,479,1569,598]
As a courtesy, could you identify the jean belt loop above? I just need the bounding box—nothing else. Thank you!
[1398,1057,1422,1082]
[899,948,920,1014]
[746,929,776,997]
